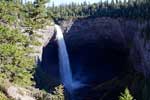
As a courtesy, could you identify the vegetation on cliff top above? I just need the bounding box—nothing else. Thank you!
[0,25,34,86]
[0,0,65,99]
[48,0,150,20]
[0,0,51,87]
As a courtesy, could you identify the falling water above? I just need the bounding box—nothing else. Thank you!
[55,24,83,94]
[55,24,73,93]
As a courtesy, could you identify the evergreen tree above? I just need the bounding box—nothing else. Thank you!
[119,88,133,100]
[48,0,150,20]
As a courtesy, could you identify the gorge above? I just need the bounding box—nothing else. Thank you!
[1,1,150,100]
[36,17,150,100]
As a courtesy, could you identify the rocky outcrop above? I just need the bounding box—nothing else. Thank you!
[0,79,64,100]
[33,25,55,61]
[7,86,35,100]
[0,80,35,100]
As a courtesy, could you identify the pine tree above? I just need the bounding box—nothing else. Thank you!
[119,88,133,100]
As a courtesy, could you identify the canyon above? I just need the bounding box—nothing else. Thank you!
[36,17,150,100]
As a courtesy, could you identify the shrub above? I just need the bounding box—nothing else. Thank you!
[119,88,133,100]
[0,25,35,86]
[0,91,8,100]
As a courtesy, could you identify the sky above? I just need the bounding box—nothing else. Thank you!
[50,0,101,6]
[25,0,105,6]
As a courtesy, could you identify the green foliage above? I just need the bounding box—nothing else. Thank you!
[48,0,150,20]
[44,85,64,100]
[0,0,50,86]
[0,25,35,86]
[22,0,50,29]
[21,0,50,47]
[53,85,64,98]
[0,1,56,99]
[0,0,52,88]
[0,0,22,25]
[0,26,29,45]
[28,85,64,100]
[119,88,133,100]
[0,91,8,100]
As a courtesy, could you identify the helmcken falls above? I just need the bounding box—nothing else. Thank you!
[55,25,83,96]
[55,24,72,92]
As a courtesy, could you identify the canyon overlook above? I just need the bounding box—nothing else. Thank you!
[35,17,150,100]
[1,1,150,100]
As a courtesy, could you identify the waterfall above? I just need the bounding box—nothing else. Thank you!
[55,24,83,94]
[55,24,85,97]
[55,24,73,93]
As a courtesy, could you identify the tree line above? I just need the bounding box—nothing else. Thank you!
[48,0,150,20]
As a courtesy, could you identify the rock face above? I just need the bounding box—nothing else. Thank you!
[60,18,150,99]
[39,17,150,99]
[7,86,35,100]
[33,25,55,61]
[35,26,60,90]
[60,17,150,76]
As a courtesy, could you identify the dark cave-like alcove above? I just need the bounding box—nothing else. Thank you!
[35,18,137,100]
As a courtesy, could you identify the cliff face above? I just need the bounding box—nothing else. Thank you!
[60,17,150,76]
[61,18,150,99]
[38,17,150,99]
[33,26,55,61]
